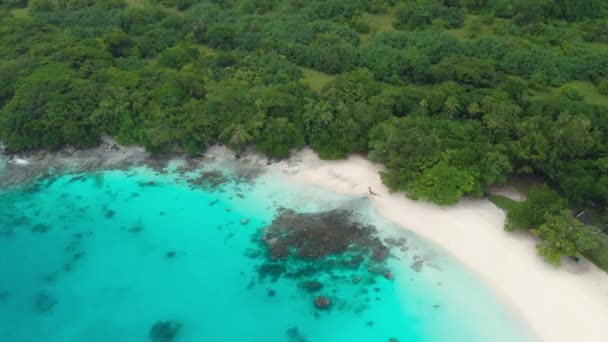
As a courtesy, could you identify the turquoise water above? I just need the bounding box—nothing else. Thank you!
[0,161,530,342]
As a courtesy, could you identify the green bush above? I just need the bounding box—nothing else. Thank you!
[598,79,608,95]
[506,185,567,231]
[560,85,584,101]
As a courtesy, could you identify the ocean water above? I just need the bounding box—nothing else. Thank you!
[0,160,531,342]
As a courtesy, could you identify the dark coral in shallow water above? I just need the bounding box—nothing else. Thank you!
[254,209,392,284]
[149,321,181,342]
[31,223,51,233]
[314,296,331,309]
[33,293,56,314]
[300,281,323,292]
[262,209,389,262]
[251,209,410,316]
[287,327,308,342]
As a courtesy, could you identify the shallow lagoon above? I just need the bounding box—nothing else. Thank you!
[0,160,530,342]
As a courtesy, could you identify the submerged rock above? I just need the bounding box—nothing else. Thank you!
[149,320,181,342]
[128,223,144,233]
[33,293,56,314]
[313,296,331,309]
[287,327,307,342]
[301,281,323,292]
[104,209,115,219]
[384,237,407,247]
[258,263,286,282]
[0,291,8,303]
[411,260,424,272]
[190,170,228,191]
[31,223,51,233]
[241,219,249,225]
[267,289,276,297]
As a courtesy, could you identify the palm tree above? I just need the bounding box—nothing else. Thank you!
[467,102,481,120]
[254,98,264,110]
[418,99,429,116]
[444,96,460,119]
[481,96,493,113]
[320,110,333,126]
[192,20,207,43]
[221,124,253,151]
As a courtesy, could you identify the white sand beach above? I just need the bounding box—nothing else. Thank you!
[261,148,608,342]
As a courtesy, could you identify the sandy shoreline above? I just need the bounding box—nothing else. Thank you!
[3,143,608,341]
[256,148,608,342]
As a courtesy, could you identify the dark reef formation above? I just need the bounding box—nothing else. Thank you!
[251,209,408,315]
[287,327,308,342]
[262,209,389,262]
[313,296,331,309]
[33,292,56,314]
[149,320,181,342]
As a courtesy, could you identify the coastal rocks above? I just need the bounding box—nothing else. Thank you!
[384,272,394,280]
[313,296,331,309]
[149,320,182,342]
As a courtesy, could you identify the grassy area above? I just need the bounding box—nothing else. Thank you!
[125,0,146,7]
[558,81,608,107]
[488,194,519,211]
[300,67,336,93]
[446,15,507,41]
[505,174,546,195]
[364,11,396,32]
[584,42,608,54]
[585,209,608,230]
[534,81,608,107]
[11,7,29,17]
[197,44,217,56]
[359,10,396,44]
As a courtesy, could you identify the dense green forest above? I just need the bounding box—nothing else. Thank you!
[1,0,608,267]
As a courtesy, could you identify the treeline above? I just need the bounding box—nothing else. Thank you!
[500,185,608,267]
[1,0,607,263]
